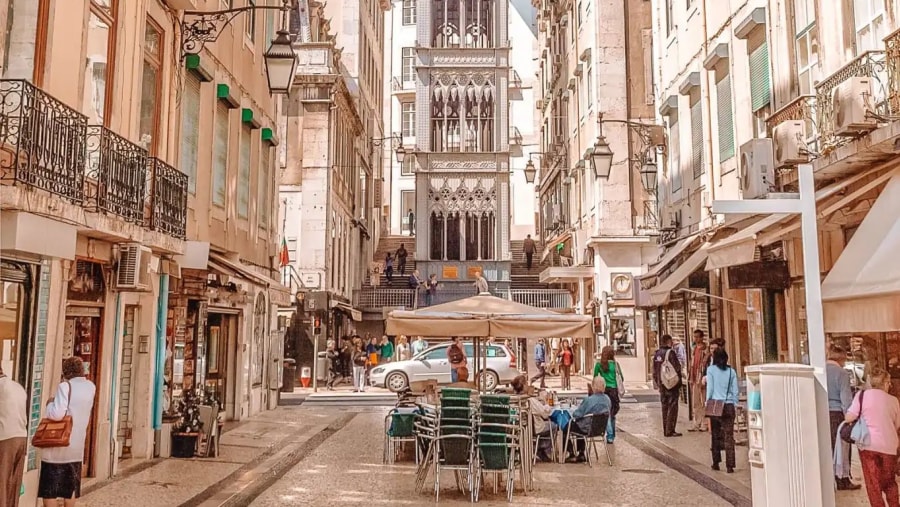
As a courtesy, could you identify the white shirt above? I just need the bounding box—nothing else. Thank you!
[41,377,96,464]
[0,375,28,440]
[528,397,553,434]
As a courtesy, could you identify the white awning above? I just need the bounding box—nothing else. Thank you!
[649,244,710,306]
[539,265,594,284]
[334,301,363,322]
[822,174,900,332]
[639,234,701,284]
[705,214,791,271]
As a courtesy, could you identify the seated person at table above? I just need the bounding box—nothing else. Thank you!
[562,376,611,463]
[510,375,555,462]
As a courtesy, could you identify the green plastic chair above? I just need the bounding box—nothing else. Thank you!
[474,395,520,502]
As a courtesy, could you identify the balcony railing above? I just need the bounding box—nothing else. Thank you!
[765,94,817,137]
[0,79,86,203]
[354,288,418,310]
[353,287,574,311]
[635,200,659,235]
[507,289,573,309]
[147,157,188,240]
[886,29,900,115]
[815,50,888,151]
[510,126,523,145]
[86,126,148,223]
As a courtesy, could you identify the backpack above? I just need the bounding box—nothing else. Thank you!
[448,344,464,364]
[660,349,680,390]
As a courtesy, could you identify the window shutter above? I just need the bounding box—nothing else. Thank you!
[212,102,229,207]
[670,116,682,192]
[749,42,771,112]
[258,145,270,228]
[691,100,704,178]
[181,73,201,193]
[238,127,251,219]
[716,74,735,162]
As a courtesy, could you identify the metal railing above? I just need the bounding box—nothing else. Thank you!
[510,126,523,145]
[635,199,659,235]
[765,94,817,136]
[507,289,572,309]
[886,29,900,115]
[0,79,87,203]
[86,125,148,223]
[147,157,188,239]
[354,288,418,310]
[815,50,888,152]
[353,287,574,311]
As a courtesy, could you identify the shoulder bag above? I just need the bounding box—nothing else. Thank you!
[705,368,735,418]
[615,362,627,397]
[32,381,73,448]
[840,390,871,447]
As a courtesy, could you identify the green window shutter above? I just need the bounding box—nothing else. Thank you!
[749,42,771,112]
[180,73,201,194]
[716,74,735,162]
[691,100,704,178]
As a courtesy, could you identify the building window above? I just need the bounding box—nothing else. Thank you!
[433,0,493,48]
[586,65,593,109]
[83,0,117,125]
[402,47,415,82]
[402,102,416,137]
[665,0,674,37]
[716,73,735,162]
[577,1,583,27]
[795,25,820,95]
[403,0,416,25]
[238,126,251,219]
[181,73,201,194]
[265,0,276,43]
[212,102,229,207]
[669,115,681,192]
[246,0,256,42]
[690,97,704,178]
[138,19,163,154]
[749,41,771,112]
[400,156,415,175]
[258,144,271,228]
[854,0,886,53]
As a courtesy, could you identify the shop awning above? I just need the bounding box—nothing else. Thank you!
[208,252,292,305]
[705,214,791,271]
[648,244,710,306]
[639,233,701,285]
[541,231,572,262]
[333,301,363,322]
[539,265,594,284]
[822,173,900,332]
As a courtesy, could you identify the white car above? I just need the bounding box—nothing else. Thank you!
[369,342,519,392]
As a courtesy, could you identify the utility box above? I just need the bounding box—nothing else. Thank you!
[745,364,835,507]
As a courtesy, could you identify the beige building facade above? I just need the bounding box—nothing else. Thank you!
[0,1,290,504]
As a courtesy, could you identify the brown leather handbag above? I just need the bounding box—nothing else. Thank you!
[31,381,73,448]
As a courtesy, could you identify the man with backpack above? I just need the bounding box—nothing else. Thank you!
[653,334,684,437]
[447,336,467,383]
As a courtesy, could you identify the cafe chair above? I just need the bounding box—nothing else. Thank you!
[565,413,612,467]
[384,407,418,464]
[532,418,558,465]
[474,395,521,502]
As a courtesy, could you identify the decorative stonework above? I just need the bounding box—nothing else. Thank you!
[429,159,498,170]
[432,52,497,66]
[427,175,497,213]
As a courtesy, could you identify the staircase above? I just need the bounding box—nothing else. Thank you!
[509,239,550,290]
[368,235,417,286]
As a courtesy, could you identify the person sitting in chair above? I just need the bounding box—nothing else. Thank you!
[562,375,611,463]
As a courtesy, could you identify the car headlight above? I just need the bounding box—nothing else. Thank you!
[371,367,384,375]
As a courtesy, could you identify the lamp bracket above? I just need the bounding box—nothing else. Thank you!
[181,1,295,59]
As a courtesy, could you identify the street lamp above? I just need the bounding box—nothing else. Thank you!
[591,113,666,181]
[524,159,537,183]
[264,30,298,94]
[589,135,613,179]
[640,156,659,193]
[372,134,406,163]
[395,145,407,164]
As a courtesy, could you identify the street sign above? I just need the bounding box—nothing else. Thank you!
[304,291,328,313]
[298,272,322,289]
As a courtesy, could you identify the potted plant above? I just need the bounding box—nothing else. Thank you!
[171,389,205,458]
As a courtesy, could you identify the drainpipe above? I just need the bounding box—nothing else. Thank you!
[152,275,170,429]
[700,0,717,218]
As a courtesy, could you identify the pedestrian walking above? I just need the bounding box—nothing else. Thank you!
[530,338,548,388]
[826,345,860,489]
[447,337,467,383]
[845,368,900,507]
[325,340,342,390]
[407,209,415,236]
[396,244,409,275]
[384,253,394,284]
[673,337,688,402]
[652,334,683,437]
[473,270,489,294]
[706,348,739,473]
[342,337,355,378]
[689,330,711,432]
[425,274,438,306]
[523,234,536,270]
[396,335,411,362]
[351,342,368,392]
[594,345,623,443]
[38,356,97,506]
[559,339,573,390]
[0,364,28,507]
[412,336,429,356]
[380,335,394,364]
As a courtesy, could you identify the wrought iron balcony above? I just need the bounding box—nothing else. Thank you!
[765,94,817,137]
[510,126,523,145]
[147,157,188,240]
[85,126,148,223]
[886,29,900,116]
[815,50,888,152]
[635,200,659,235]
[0,79,87,203]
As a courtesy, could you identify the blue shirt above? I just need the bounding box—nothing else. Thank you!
[826,361,853,413]
[705,365,739,405]
[535,343,546,364]
[572,393,611,433]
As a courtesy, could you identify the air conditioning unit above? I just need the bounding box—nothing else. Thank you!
[833,77,878,136]
[116,243,152,291]
[739,138,775,199]
[772,120,808,169]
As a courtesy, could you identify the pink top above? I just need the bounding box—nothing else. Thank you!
[847,388,900,456]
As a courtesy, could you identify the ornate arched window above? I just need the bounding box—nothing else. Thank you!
[428,176,497,261]
[433,0,493,48]
[431,75,494,152]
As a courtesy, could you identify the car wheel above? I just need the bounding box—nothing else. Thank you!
[386,371,409,392]
[478,370,500,390]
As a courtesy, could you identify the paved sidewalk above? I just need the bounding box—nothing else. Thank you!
[80,407,353,507]
[616,393,870,506]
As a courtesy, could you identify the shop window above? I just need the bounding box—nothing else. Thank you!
[610,316,636,356]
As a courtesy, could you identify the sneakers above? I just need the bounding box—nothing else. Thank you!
[664,432,683,437]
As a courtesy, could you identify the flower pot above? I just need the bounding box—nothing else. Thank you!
[171,433,199,458]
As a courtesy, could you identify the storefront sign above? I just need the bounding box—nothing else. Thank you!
[727,261,790,289]
[443,266,459,279]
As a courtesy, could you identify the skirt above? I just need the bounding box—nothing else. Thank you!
[38,461,83,499]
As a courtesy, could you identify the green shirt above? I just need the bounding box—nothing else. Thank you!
[381,341,394,359]
[593,361,618,389]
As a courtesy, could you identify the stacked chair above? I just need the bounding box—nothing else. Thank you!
[383,407,418,464]
[416,388,477,502]
[473,394,521,502]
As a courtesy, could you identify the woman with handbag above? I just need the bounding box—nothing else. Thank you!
[37,356,96,506]
[593,346,624,444]
[845,368,900,507]
[705,348,739,473]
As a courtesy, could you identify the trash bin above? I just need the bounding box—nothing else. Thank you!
[281,358,296,392]
[317,351,328,381]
